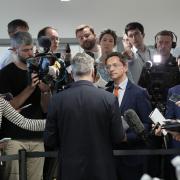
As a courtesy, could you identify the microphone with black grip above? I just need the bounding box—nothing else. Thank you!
[124,109,151,147]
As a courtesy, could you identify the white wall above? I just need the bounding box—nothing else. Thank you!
[0,0,179,46]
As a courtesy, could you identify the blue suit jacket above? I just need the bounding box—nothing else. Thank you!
[106,80,152,165]
[165,85,180,148]
[166,85,180,119]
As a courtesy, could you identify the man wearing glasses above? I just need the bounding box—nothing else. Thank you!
[105,52,153,180]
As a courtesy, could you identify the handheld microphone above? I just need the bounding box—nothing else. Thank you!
[124,109,150,146]
[145,61,153,69]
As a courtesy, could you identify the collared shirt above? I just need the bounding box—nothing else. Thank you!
[114,77,128,106]
[128,46,155,84]
[114,78,129,131]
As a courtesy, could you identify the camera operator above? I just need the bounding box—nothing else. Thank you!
[0,31,51,180]
[37,27,72,92]
[139,30,180,113]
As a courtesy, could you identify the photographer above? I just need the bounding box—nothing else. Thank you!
[37,27,72,92]
[139,30,180,113]
[0,31,50,180]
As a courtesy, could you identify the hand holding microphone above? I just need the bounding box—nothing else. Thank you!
[123,109,151,146]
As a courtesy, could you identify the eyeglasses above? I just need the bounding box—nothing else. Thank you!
[49,36,59,42]
[106,63,123,70]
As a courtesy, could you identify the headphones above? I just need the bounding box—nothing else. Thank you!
[154,30,177,49]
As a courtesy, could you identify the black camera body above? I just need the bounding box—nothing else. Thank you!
[139,57,180,113]
[27,53,67,88]
[26,36,68,90]
[27,54,53,84]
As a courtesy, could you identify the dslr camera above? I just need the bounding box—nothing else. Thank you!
[26,36,67,88]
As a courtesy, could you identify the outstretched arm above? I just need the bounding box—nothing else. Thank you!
[0,98,46,131]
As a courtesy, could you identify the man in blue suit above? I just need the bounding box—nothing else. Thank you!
[105,52,153,180]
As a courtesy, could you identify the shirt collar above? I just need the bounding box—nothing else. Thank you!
[117,77,128,90]
[132,46,138,53]
[132,45,148,54]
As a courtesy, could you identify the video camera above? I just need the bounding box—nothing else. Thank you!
[138,55,180,113]
[26,36,67,89]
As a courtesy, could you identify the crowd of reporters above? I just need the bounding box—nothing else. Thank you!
[0,19,179,180]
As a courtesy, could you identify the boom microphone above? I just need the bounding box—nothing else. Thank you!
[124,109,150,146]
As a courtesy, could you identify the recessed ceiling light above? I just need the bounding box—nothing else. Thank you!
[60,0,71,2]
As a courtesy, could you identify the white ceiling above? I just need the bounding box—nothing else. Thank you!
[0,0,180,45]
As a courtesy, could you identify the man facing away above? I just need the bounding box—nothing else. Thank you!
[44,52,126,180]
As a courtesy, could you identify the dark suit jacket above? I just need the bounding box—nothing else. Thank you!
[106,80,152,165]
[44,80,125,180]
[165,85,180,148]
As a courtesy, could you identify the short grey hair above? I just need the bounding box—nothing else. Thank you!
[71,52,94,77]
[10,31,33,48]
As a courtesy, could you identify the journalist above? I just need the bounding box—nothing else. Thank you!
[0,31,51,180]
[139,30,180,113]
[124,22,155,84]
[0,19,29,69]
[75,24,101,61]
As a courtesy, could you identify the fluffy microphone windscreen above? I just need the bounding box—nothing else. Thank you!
[124,109,145,135]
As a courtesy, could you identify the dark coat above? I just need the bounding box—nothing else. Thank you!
[44,80,125,180]
[166,85,180,148]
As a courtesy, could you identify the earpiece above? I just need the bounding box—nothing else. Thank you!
[154,30,177,49]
